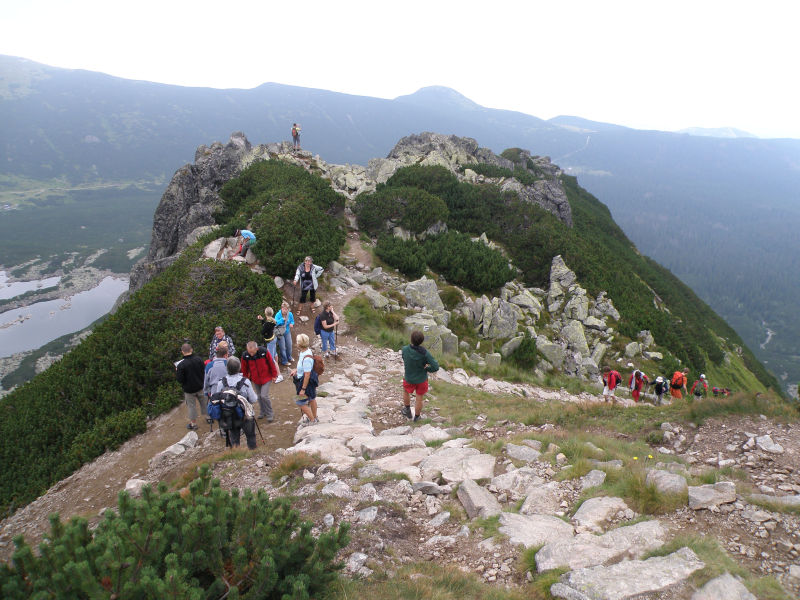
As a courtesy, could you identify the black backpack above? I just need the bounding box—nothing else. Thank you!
[208,377,246,430]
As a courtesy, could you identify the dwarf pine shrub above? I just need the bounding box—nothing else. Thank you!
[0,466,351,599]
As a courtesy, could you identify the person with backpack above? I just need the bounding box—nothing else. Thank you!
[670,368,689,399]
[628,369,649,403]
[401,330,439,422]
[316,300,339,358]
[241,341,279,421]
[290,333,319,425]
[293,256,324,317]
[601,366,622,404]
[257,306,281,381]
[211,357,258,449]
[209,326,235,361]
[690,374,709,399]
[175,343,207,430]
[275,301,295,367]
[291,123,301,150]
[653,375,669,406]
[204,342,229,399]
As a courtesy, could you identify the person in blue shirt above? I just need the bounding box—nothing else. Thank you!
[275,301,295,367]
[234,229,256,258]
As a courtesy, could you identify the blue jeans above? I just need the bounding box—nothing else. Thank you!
[266,338,278,366]
[277,332,292,364]
[320,329,336,353]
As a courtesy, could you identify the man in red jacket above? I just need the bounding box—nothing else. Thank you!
[601,366,622,404]
[241,341,279,422]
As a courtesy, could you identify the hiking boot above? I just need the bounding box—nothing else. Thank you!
[275,375,284,383]
[312,418,319,424]
[401,405,412,419]
[258,414,266,419]
[413,414,421,423]
[187,423,198,430]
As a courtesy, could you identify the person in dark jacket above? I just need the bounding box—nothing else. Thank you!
[241,341,279,421]
[176,343,207,430]
[209,326,235,361]
[401,331,439,422]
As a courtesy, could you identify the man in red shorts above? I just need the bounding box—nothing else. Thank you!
[401,330,439,422]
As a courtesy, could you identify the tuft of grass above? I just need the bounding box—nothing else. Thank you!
[269,451,322,483]
[470,514,503,539]
[359,471,412,484]
[343,295,410,351]
[425,439,447,448]
[744,495,800,516]
[470,439,505,456]
[328,562,536,600]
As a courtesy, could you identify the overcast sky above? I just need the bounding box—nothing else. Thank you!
[2,0,800,139]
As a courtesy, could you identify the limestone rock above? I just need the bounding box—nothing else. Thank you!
[498,512,574,548]
[457,479,502,519]
[550,547,704,600]
[535,519,666,573]
[404,277,445,312]
[572,496,630,532]
[688,481,737,510]
[646,469,688,496]
[691,572,756,600]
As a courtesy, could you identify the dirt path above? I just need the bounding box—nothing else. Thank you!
[0,247,370,561]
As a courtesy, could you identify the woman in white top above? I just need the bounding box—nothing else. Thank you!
[290,333,318,424]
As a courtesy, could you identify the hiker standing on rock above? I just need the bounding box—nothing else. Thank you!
[291,123,301,150]
[209,326,235,361]
[275,301,295,367]
[293,256,324,317]
[257,306,281,381]
[176,343,207,430]
[291,333,319,425]
[241,341,279,421]
[401,330,439,422]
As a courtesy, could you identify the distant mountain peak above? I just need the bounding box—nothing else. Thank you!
[394,86,481,110]
[677,127,757,139]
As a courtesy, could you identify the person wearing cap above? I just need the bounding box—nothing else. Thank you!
[233,229,256,258]
[690,374,709,399]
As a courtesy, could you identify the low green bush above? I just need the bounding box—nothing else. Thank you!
[509,334,539,370]
[424,232,514,293]
[355,186,448,235]
[439,285,463,310]
[375,234,427,279]
[0,466,351,599]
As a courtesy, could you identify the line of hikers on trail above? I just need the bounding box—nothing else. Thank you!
[601,366,730,405]
[175,256,336,449]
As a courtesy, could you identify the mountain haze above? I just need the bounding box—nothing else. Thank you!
[2,55,799,392]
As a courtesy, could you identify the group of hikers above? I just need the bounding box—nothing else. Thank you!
[601,366,729,405]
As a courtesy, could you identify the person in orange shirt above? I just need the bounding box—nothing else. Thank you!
[670,368,689,399]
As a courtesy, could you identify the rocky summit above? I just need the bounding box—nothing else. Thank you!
[2,131,797,599]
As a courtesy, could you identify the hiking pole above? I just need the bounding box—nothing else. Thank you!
[334,323,339,362]
[253,418,265,442]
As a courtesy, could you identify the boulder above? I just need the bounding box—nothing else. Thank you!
[485,298,521,339]
[321,480,352,498]
[491,467,545,500]
[572,496,630,532]
[748,493,800,507]
[580,470,607,491]
[646,469,688,496]
[563,292,589,322]
[349,434,426,459]
[536,337,565,369]
[403,313,458,355]
[363,287,389,310]
[520,481,565,515]
[178,430,199,449]
[125,478,148,498]
[404,277,445,312]
[691,572,756,600]
[535,519,666,573]
[688,481,737,510]
[419,446,496,483]
[755,435,784,454]
[500,336,524,358]
[498,512,574,548]
[506,443,541,463]
[550,547,704,600]
[561,320,590,357]
[457,479,502,519]
[624,341,641,358]
[411,424,451,443]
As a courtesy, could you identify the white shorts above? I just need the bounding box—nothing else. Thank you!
[603,386,615,397]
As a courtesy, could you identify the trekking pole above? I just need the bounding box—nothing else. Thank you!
[334,323,339,362]
[253,418,265,442]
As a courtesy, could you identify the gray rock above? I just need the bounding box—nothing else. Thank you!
[521,439,543,451]
[755,435,784,454]
[520,481,565,515]
[506,443,542,463]
[410,424,451,443]
[485,352,502,367]
[564,293,589,322]
[357,506,379,523]
[404,277,445,312]
[491,467,545,499]
[748,493,800,507]
[380,425,412,436]
[178,430,199,449]
[572,497,630,532]
[691,572,756,600]
[551,547,704,600]
[323,514,335,528]
[419,446,496,483]
[536,337,565,369]
[363,287,389,310]
[457,479,502,519]
[498,512,574,548]
[350,434,426,459]
[485,298,521,339]
[346,552,368,572]
[425,534,456,546]
[500,336,524,358]
[580,470,607,491]
[413,481,444,495]
[163,442,187,456]
[321,480,352,498]
[125,478,148,498]
[428,511,451,528]
[624,341,641,358]
[646,469,688,495]
[535,519,666,572]
[688,481,737,510]
[561,320,590,357]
